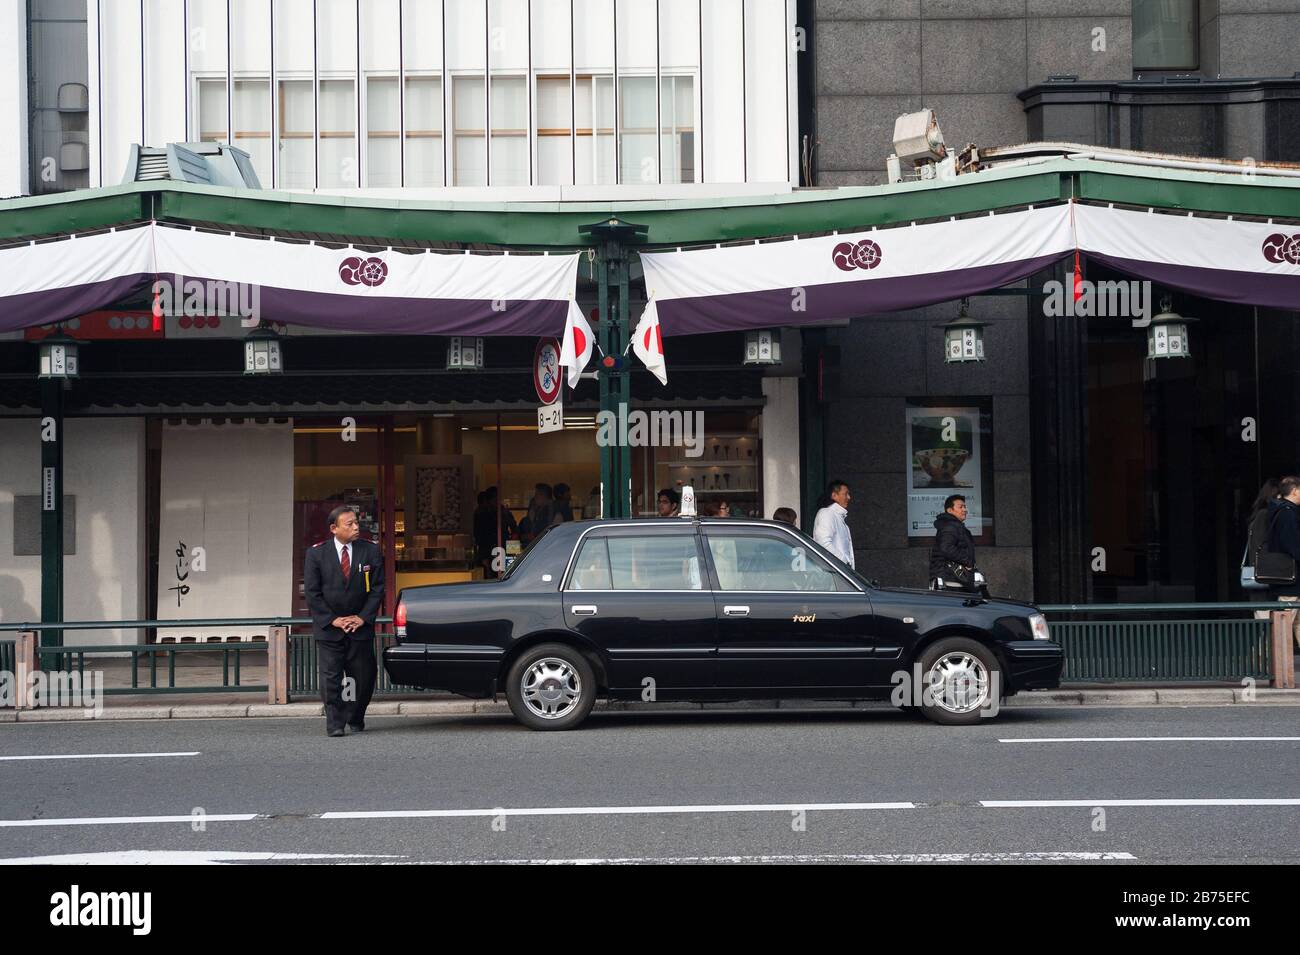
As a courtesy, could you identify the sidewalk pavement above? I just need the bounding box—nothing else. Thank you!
[4,687,1300,722]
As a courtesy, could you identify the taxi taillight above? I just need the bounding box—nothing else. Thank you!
[394,599,407,638]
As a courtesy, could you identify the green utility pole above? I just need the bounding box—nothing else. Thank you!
[39,377,65,648]
[580,218,647,519]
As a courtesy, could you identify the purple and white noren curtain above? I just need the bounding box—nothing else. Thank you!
[0,223,580,335]
[1073,204,1300,310]
[639,205,1076,336]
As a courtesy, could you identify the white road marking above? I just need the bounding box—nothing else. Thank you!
[0,814,258,828]
[0,752,201,762]
[320,801,916,820]
[982,798,1300,808]
[0,850,404,865]
[425,851,1138,865]
[999,737,1300,744]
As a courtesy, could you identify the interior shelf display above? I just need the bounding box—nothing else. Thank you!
[653,431,762,516]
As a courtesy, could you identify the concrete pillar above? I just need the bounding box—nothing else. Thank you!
[761,376,801,522]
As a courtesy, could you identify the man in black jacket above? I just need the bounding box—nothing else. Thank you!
[929,494,977,590]
[303,505,385,736]
[1266,476,1300,650]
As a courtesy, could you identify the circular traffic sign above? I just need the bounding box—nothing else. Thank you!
[534,337,562,405]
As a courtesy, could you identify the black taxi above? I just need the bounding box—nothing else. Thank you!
[383,518,1064,730]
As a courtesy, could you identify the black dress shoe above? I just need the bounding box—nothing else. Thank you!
[328,728,345,737]
[347,721,365,733]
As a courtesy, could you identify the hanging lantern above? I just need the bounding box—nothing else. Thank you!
[743,329,782,366]
[447,336,485,370]
[937,298,986,363]
[37,331,80,379]
[243,325,284,375]
[1147,299,1195,360]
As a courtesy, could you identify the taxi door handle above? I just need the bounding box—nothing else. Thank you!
[571,605,598,616]
[723,605,750,617]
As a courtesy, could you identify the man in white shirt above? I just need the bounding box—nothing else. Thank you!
[813,479,855,569]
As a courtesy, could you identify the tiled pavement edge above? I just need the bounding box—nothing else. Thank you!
[3,688,1299,722]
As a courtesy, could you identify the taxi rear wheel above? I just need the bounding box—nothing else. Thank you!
[505,643,597,731]
[917,637,1001,726]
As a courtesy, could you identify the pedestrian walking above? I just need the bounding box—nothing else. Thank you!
[813,479,854,568]
[1261,475,1300,650]
[1242,478,1278,606]
[303,505,385,737]
[929,494,977,591]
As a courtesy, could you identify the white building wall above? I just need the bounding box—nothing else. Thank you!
[0,417,147,647]
[155,421,293,641]
[761,376,800,522]
[87,0,797,194]
[0,0,30,198]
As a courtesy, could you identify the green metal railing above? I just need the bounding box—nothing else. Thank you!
[288,634,425,697]
[30,642,268,695]
[1040,602,1284,684]
[1,604,1291,700]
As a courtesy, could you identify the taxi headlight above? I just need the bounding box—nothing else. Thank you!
[1029,613,1051,641]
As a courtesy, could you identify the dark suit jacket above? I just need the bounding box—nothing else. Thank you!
[303,538,385,641]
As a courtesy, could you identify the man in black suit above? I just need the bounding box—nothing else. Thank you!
[303,505,385,737]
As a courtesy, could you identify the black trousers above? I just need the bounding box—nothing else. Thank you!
[316,635,377,732]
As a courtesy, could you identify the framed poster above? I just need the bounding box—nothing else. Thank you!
[906,399,994,544]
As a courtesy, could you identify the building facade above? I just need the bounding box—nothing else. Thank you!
[806,0,1300,603]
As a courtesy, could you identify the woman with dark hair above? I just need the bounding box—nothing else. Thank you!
[1244,478,1280,603]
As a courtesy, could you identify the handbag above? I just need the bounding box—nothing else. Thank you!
[1240,538,1268,591]
[942,560,977,591]
[1253,509,1297,586]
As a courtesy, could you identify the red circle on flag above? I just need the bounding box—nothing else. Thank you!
[534,337,562,405]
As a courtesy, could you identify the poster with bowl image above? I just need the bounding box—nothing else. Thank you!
[905,401,993,542]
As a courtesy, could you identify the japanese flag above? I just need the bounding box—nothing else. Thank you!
[559,299,595,388]
[631,298,667,385]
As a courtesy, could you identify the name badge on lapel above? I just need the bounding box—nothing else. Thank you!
[362,566,372,592]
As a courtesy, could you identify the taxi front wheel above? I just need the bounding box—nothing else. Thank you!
[506,643,597,731]
[917,637,1001,726]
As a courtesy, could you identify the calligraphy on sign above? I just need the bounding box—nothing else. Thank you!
[168,540,191,607]
[534,337,562,405]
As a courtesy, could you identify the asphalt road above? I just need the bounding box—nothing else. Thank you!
[1,704,1298,864]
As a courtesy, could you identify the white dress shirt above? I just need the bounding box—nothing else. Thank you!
[813,502,855,569]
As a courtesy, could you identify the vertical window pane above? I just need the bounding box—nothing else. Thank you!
[399,0,445,186]
[274,0,314,189]
[366,76,400,186]
[490,75,527,186]
[454,76,486,186]
[188,0,228,143]
[619,75,655,184]
[405,76,444,186]
[1133,0,1197,70]
[317,0,358,187]
[661,75,694,184]
[277,78,313,189]
[197,78,228,142]
[573,0,613,186]
[230,0,272,185]
[537,75,571,185]
[532,0,573,185]
[659,0,699,184]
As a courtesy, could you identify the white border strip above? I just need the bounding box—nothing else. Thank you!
[999,737,1300,743]
[0,752,201,762]
[982,799,1300,808]
[321,801,916,819]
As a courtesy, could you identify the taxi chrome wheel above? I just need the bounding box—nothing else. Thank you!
[506,643,596,730]
[917,637,1001,726]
